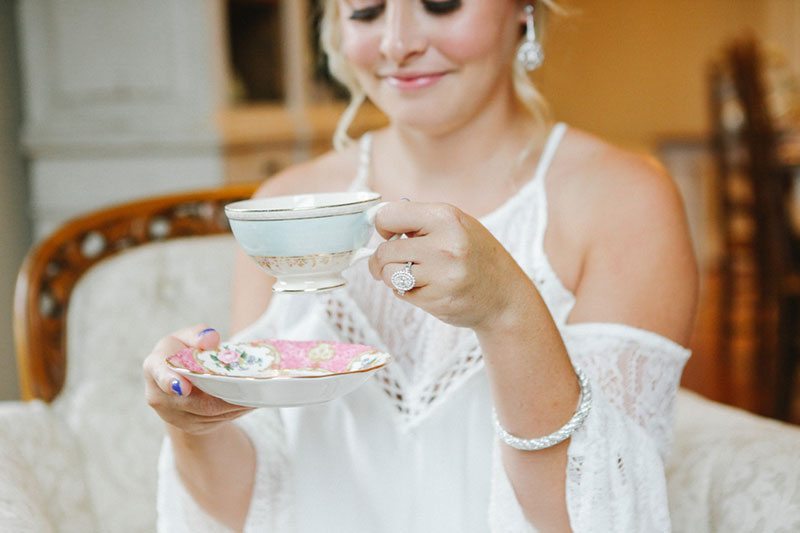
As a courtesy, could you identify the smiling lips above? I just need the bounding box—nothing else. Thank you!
[384,71,447,90]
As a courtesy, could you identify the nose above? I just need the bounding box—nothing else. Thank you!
[379,2,427,65]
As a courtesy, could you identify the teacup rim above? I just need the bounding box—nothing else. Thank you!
[225,191,382,221]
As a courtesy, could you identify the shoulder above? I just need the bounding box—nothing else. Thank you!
[559,129,698,344]
[552,129,682,226]
[252,142,361,198]
[566,130,687,243]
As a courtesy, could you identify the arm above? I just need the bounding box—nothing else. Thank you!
[151,155,357,531]
[484,161,697,530]
[146,325,256,531]
[152,172,282,529]
[370,201,579,530]
[369,158,697,531]
[147,174,298,530]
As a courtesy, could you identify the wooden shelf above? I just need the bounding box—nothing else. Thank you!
[219,102,387,147]
[219,102,388,184]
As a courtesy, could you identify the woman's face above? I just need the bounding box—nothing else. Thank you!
[336,0,523,134]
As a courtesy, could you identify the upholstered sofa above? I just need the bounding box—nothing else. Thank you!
[1,190,799,532]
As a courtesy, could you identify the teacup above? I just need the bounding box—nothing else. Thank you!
[225,191,386,293]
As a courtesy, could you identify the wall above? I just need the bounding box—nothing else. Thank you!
[539,0,769,152]
[766,0,800,75]
[19,0,227,239]
[0,0,29,401]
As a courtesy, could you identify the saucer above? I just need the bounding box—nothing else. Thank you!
[166,339,391,407]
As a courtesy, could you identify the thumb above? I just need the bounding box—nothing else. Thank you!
[175,325,222,351]
[196,327,221,350]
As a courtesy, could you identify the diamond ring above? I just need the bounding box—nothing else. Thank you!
[390,262,416,295]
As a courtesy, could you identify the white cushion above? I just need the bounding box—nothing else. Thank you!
[57,236,236,532]
[669,390,800,532]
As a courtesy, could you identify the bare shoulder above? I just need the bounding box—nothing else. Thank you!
[559,129,699,344]
[553,129,678,219]
[252,143,360,198]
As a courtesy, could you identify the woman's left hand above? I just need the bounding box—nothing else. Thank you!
[368,201,534,332]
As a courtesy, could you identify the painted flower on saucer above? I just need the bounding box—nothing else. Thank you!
[167,339,392,407]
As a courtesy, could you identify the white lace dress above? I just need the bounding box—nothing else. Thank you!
[157,124,691,532]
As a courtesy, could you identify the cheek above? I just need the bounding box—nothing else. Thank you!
[340,27,382,70]
[440,31,497,63]
[434,9,518,65]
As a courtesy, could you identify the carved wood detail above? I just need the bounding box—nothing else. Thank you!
[13,183,259,402]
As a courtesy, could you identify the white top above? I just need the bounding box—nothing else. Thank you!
[157,124,691,532]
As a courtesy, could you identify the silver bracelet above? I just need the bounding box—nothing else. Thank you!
[493,367,592,451]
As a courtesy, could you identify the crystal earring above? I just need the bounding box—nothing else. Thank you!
[516,4,544,71]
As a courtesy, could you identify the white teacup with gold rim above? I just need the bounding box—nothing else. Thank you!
[225,192,386,293]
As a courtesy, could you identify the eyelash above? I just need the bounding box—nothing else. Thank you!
[422,0,461,15]
[349,0,462,21]
[349,4,383,21]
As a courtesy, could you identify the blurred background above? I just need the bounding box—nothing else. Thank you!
[1,0,799,423]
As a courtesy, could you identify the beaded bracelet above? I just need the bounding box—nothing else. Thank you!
[493,367,592,451]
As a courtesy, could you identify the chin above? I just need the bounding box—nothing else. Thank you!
[372,94,472,136]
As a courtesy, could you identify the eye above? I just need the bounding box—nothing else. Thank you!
[349,3,385,21]
[422,0,462,15]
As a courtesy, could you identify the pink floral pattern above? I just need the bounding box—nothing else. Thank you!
[167,348,205,374]
[217,348,240,364]
[167,340,389,378]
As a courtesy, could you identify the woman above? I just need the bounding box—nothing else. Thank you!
[144,1,698,531]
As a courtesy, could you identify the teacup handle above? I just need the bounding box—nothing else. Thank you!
[349,202,400,266]
[364,201,388,225]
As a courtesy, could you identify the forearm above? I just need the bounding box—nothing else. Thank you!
[476,278,579,532]
[168,423,256,531]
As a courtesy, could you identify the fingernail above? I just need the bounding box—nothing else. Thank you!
[197,328,216,338]
[171,379,183,396]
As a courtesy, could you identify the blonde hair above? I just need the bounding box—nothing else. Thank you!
[320,0,562,151]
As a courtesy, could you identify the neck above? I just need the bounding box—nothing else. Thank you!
[382,84,545,190]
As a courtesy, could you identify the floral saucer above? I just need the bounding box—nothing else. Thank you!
[166,339,391,407]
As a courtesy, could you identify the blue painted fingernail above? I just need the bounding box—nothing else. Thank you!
[171,379,183,396]
[197,328,216,338]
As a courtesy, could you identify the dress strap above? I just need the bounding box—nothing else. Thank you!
[349,133,373,192]
[532,122,568,256]
[533,122,567,185]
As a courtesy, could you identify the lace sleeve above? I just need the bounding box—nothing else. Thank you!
[488,322,690,532]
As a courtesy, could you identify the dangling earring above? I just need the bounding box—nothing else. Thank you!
[516,4,544,71]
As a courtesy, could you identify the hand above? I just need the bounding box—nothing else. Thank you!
[143,324,253,435]
[368,202,535,332]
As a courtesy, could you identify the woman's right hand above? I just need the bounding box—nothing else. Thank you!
[143,324,254,435]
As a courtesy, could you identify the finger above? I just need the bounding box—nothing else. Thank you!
[193,409,254,424]
[173,324,221,351]
[374,202,460,240]
[145,370,251,416]
[144,352,195,398]
[158,406,251,434]
[381,261,429,293]
[147,325,220,397]
[151,324,220,365]
[176,390,254,416]
[367,236,425,280]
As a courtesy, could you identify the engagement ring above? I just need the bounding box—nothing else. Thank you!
[391,262,416,295]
